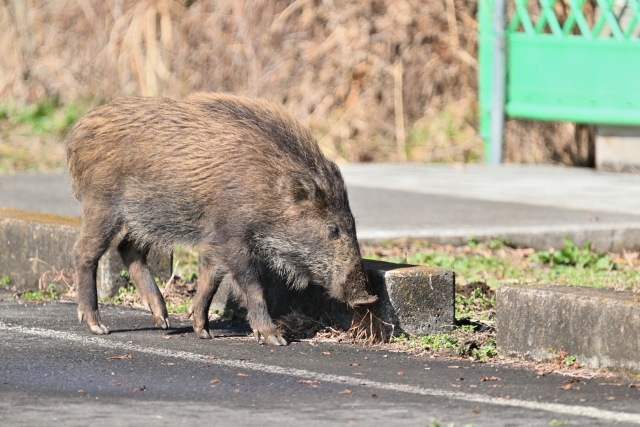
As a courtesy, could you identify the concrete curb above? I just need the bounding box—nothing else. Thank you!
[358,222,640,252]
[0,209,171,297]
[497,285,640,372]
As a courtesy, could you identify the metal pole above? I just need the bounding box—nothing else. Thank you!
[490,0,506,165]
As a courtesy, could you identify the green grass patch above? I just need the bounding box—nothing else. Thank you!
[363,237,640,291]
[0,275,10,288]
[20,284,58,301]
[98,285,137,306]
[390,325,497,362]
[1,98,88,136]
[166,299,190,315]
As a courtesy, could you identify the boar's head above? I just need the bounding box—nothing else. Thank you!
[255,163,378,309]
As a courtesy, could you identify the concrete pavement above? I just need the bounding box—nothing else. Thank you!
[2,164,640,250]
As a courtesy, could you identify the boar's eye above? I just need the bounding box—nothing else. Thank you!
[327,224,340,240]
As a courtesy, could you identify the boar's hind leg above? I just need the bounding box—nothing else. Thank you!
[233,273,288,346]
[74,205,119,335]
[188,246,224,339]
[117,237,170,329]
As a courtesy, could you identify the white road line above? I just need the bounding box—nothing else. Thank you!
[2,321,639,424]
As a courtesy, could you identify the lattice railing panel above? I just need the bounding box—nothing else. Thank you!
[508,0,640,39]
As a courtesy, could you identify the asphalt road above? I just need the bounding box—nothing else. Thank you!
[2,297,639,427]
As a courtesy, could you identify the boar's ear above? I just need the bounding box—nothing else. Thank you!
[290,175,317,204]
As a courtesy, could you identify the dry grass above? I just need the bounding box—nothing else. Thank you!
[0,0,591,166]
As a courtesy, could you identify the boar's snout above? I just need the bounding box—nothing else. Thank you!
[339,260,378,309]
[349,295,379,308]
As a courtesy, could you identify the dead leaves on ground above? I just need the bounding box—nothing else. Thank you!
[558,384,580,390]
[105,354,133,361]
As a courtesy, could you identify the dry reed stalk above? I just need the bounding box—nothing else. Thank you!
[29,258,75,295]
[393,60,407,162]
[347,308,395,345]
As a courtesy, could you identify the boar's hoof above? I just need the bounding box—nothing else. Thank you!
[88,324,109,335]
[265,335,288,346]
[154,316,171,330]
[195,327,213,339]
[350,295,379,308]
[254,329,287,346]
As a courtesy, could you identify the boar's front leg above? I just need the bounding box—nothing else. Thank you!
[233,268,287,346]
[117,236,170,329]
[188,246,225,339]
[74,204,119,335]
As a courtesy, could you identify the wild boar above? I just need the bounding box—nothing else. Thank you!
[66,93,378,345]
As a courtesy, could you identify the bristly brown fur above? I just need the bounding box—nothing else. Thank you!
[66,93,377,343]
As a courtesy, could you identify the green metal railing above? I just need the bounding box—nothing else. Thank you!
[479,0,640,164]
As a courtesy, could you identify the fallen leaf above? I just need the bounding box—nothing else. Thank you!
[456,377,465,381]
[349,363,361,366]
[598,383,623,386]
[558,384,580,390]
[370,393,377,398]
[481,377,500,382]
[397,372,404,376]
[161,335,171,339]
[236,373,250,377]
[166,363,175,367]
[630,384,639,388]
[606,396,616,401]
[109,382,122,386]
[448,365,465,369]
[106,354,133,360]
[132,385,147,392]
[126,341,133,344]
[78,390,84,393]
[321,351,331,355]
[451,384,461,388]
[210,379,220,384]
[270,349,275,353]
[536,371,545,376]
[299,380,318,384]
[469,408,480,414]
[565,378,580,383]
[339,389,353,394]
[468,384,477,388]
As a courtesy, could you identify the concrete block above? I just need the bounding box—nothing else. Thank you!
[209,257,455,336]
[596,125,640,173]
[0,209,80,291]
[0,208,171,297]
[497,285,640,371]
